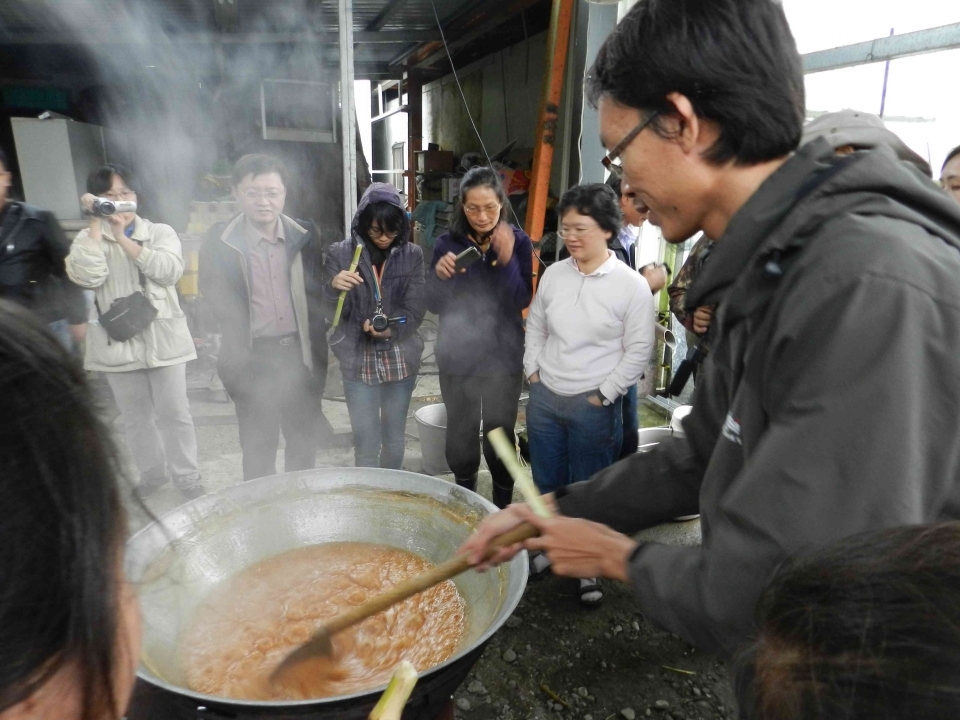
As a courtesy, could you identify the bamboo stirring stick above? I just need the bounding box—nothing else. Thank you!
[486,427,553,519]
[331,243,363,329]
[369,661,418,720]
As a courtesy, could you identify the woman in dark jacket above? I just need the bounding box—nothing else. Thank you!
[426,167,534,508]
[323,183,426,469]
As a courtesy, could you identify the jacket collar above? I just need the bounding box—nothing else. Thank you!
[221,213,310,256]
[685,139,840,310]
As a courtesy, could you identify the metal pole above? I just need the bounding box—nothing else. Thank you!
[802,22,960,74]
[524,0,575,253]
[339,0,358,239]
[406,66,423,213]
[879,28,894,118]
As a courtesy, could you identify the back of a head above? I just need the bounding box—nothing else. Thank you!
[0,302,127,719]
[737,523,960,720]
[802,109,932,177]
[586,0,805,166]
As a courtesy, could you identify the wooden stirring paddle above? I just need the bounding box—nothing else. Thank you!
[270,521,539,682]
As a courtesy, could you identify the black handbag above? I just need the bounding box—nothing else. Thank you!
[95,247,158,343]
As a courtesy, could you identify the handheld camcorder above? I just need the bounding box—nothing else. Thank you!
[371,303,407,333]
[90,197,137,217]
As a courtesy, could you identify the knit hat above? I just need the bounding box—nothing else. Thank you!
[802,109,932,177]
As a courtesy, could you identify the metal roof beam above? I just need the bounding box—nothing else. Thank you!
[366,0,410,32]
[802,23,960,74]
[1,30,439,45]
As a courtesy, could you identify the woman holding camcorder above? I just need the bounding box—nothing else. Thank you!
[66,164,203,501]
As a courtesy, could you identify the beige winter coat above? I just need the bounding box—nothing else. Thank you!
[66,216,196,372]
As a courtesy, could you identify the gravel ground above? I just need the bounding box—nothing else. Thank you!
[451,573,736,720]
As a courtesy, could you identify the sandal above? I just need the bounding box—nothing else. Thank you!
[578,578,603,608]
[528,550,552,580]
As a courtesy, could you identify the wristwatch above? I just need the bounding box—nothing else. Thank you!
[593,390,612,407]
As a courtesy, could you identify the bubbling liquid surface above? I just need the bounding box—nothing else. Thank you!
[179,542,465,700]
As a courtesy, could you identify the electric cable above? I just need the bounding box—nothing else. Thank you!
[428,0,547,271]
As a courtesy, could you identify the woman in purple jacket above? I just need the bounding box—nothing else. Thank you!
[323,183,426,469]
[426,167,534,508]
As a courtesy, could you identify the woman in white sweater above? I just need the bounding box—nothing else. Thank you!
[524,183,655,606]
[66,165,203,501]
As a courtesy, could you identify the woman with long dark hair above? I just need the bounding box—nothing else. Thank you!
[426,167,533,508]
[323,183,425,469]
[0,301,140,720]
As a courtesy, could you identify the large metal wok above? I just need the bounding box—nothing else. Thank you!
[125,469,528,719]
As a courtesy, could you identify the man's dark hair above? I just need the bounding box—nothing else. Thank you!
[556,183,622,243]
[0,301,126,720]
[943,145,960,173]
[357,201,409,245]
[450,166,509,240]
[0,147,8,173]
[735,522,960,720]
[86,163,138,196]
[606,175,623,198]
[586,0,805,166]
[232,153,290,188]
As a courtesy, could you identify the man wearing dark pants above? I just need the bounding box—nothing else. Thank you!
[200,154,330,480]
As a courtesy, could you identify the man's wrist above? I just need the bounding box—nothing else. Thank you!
[603,534,639,583]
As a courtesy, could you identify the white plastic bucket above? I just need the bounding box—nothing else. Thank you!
[415,403,452,475]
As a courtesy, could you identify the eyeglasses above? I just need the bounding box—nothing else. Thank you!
[103,189,136,200]
[601,111,660,180]
[557,224,602,240]
[242,189,285,201]
[369,226,398,240]
[464,203,501,218]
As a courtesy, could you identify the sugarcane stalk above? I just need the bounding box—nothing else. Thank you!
[369,660,418,720]
[487,427,553,519]
[332,243,364,329]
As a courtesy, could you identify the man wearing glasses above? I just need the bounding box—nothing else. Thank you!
[200,154,330,481]
[463,0,960,657]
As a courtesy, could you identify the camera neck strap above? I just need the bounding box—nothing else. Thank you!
[370,261,385,305]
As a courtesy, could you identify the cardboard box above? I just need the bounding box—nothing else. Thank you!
[416,150,455,174]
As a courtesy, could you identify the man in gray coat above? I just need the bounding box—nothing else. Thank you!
[463,0,960,658]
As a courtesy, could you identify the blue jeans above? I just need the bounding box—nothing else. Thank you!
[526,382,623,494]
[342,375,417,469]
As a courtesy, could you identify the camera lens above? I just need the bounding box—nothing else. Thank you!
[372,314,388,332]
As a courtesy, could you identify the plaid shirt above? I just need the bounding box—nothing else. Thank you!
[358,336,411,385]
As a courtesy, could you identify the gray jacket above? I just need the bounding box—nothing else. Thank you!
[556,139,960,656]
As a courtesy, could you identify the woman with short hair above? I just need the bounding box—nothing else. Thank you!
[66,164,203,500]
[524,183,655,605]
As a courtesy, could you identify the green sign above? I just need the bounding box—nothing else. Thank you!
[2,87,70,111]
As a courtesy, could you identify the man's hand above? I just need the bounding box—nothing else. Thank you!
[490,222,515,266]
[459,503,539,570]
[693,305,714,335]
[69,323,87,343]
[515,505,637,582]
[435,252,460,280]
[331,270,363,292]
[528,372,540,384]
[587,392,604,407]
[362,319,392,339]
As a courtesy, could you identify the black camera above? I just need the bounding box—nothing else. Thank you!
[89,197,137,217]
[371,304,407,333]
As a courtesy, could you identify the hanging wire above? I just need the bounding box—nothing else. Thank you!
[428,0,547,265]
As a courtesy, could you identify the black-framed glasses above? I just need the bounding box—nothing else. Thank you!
[601,111,659,180]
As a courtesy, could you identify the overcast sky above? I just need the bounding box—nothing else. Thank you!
[781,0,960,174]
